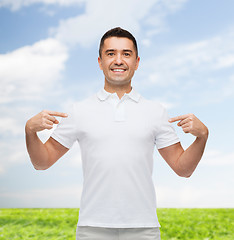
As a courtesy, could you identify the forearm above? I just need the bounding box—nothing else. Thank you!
[25,125,49,170]
[177,135,208,177]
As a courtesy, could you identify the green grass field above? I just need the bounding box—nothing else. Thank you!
[0,208,233,239]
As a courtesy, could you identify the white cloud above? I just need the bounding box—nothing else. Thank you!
[51,0,188,47]
[141,39,152,47]
[0,38,68,104]
[201,150,234,166]
[156,184,234,208]
[0,38,68,174]
[0,117,22,136]
[143,0,188,34]
[0,166,5,175]
[143,29,234,87]
[0,0,85,11]
[52,0,154,47]
[0,0,189,48]
[0,133,82,177]
[0,139,28,176]
[220,74,234,98]
[0,185,83,207]
[136,28,234,106]
[216,54,234,69]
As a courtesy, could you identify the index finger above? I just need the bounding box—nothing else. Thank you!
[168,114,190,123]
[47,111,68,117]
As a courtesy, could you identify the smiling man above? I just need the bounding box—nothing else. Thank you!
[98,35,140,93]
[25,27,208,240]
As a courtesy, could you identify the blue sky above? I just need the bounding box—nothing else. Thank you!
[0,0,234,208]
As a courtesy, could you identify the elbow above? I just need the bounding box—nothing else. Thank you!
[33,163,49,171]
[30,157,50,170]
[176,170,193,178]
[174,164,194,178]
[178,173,191,178]
[183,173,192,178]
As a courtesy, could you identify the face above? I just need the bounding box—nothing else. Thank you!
[98,37,140,87]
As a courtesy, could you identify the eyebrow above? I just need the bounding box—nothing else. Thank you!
[105,49,133,54]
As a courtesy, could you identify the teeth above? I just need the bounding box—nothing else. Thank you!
[112,69,125,72]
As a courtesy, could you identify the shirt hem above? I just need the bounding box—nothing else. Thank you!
[77,222,161,228]
[157,138,180,149]
[50,134,72,149]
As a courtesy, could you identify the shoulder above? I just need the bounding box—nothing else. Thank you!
[65,93,102,121]
[72,93,97,110]
[139,96,166,114]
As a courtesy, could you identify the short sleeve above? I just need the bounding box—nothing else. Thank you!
[50,104,78,149]
[154,105,180,149]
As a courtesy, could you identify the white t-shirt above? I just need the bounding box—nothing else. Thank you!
[51,87,180,228]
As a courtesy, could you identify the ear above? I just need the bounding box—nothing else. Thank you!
[98,57,103,70]
[135,56,140,70]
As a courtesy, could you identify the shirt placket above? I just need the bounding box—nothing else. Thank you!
[110,95,126,122]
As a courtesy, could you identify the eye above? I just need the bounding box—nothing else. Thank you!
[107,52,114,56]
[124,52,130,57]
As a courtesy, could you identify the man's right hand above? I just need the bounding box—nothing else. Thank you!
[25,110,68,133]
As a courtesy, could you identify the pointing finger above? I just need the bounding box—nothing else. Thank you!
[168,114,190,123]
[46,110,68,117]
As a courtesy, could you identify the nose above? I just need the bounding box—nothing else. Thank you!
[114,53,123,65]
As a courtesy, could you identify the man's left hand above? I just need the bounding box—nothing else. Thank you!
[169,113,208,139]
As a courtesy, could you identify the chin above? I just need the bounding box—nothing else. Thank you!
[106,78,131,86]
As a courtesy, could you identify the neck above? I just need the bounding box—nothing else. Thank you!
[104,81,132,99]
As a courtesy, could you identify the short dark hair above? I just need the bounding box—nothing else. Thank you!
[99,27,138,58]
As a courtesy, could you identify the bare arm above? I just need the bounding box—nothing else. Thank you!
[158,113,208,178]
[25,110,69,170]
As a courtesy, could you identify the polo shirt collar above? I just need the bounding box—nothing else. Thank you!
[97,87,141,103]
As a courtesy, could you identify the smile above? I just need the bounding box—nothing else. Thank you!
[111,69,126,72]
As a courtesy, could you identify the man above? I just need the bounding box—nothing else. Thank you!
[25,27,208,240]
